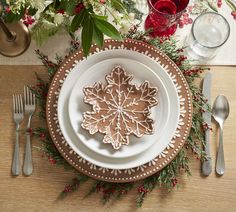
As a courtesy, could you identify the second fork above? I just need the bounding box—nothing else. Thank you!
[12,94,24,176]
[23,86,36,176]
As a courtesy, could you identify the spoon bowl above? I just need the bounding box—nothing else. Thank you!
[212,95,230,127]
[212,95,230,175]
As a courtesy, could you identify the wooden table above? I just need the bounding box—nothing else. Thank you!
[0,66,236,212]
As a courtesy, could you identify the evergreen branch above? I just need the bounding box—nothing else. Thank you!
[59,173,90,199]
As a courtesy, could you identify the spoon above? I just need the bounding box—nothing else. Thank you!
[212,95,230,176]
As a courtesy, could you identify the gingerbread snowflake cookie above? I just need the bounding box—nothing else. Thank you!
[81,66,158,150]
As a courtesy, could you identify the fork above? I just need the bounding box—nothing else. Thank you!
[12,94,24,176]
[23,86,36,176]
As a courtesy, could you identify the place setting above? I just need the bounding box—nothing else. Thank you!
[46,39,192,182]
[0,0,234,209]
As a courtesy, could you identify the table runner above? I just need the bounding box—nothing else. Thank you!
[0,2,235,66]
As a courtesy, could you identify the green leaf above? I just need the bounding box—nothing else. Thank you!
[122,0,144,21]
[93,24,104,48]
[5,8,25,23]
[81,16,93,56]
[207,0,218,12]
[70,8,86,32]
[224,0,236,11]
[28,8,38,16]
[110,0,126,12]
[31,21,60,46]
[91,14,108,21]
[62,0,78,15]
[94,19,122,41]
[1,0,7,6]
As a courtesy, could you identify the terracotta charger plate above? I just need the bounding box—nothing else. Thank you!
[46,39,193,183]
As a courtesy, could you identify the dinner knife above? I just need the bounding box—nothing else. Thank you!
[202,72,212,176]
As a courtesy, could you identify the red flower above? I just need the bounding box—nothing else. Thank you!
[23,14,35,27]
[57,9,65,14]
[5,6,11,13]
[74,3,85,14]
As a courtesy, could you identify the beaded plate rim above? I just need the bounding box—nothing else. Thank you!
[46,39,193,183]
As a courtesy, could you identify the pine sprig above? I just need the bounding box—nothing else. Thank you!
[32,127,73,168]
[135,148,190,207]
[123,0,144,21]
[31,31,209,207]
[35,50,60,80]
[59,174,90,198]
[84,181,134,204]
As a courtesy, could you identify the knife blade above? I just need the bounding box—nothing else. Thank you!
[202,72,212,176]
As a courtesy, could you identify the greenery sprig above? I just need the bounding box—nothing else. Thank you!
[32,28,210,207]
[3,0,142,56]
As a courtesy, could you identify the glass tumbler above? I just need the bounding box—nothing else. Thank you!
[185,12,230,61]
[145,0,189,37]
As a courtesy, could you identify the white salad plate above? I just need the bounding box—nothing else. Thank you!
[57,48,180,169]
[68,58,170,159]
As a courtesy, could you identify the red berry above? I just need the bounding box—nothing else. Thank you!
[188,18,193,24]
[40,133,46,140]
[27,128,33,134]
[178,20,184,28]
[187,6,193,12]
[231,11,236,20]
[182,18,188,24]
[74,3,85,14]
[217,0,222,8]
[64,185,72,193]
[57,9,65,14]
[5,6,11,13]
[48,156,57,165]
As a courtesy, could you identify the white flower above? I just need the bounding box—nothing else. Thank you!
[119,22,133,34]
[6,0,26,13]
[128,13,135,21]
[54,13,65,25]
[115,12,136,34]
[42,19,56,29]
[29,0,45,10]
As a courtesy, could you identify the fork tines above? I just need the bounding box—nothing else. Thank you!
[24,85,35,106]
[13,94,24,114]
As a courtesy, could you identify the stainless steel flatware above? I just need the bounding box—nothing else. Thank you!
[212,95,229,176]
[12,94,24,176]
[23,86,36,176]
[201,72,212,176]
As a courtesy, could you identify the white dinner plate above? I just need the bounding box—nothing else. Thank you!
[68,58,170,158]
[58,48,180,169]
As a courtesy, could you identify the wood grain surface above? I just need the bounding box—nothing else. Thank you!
[0,65,236,212]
